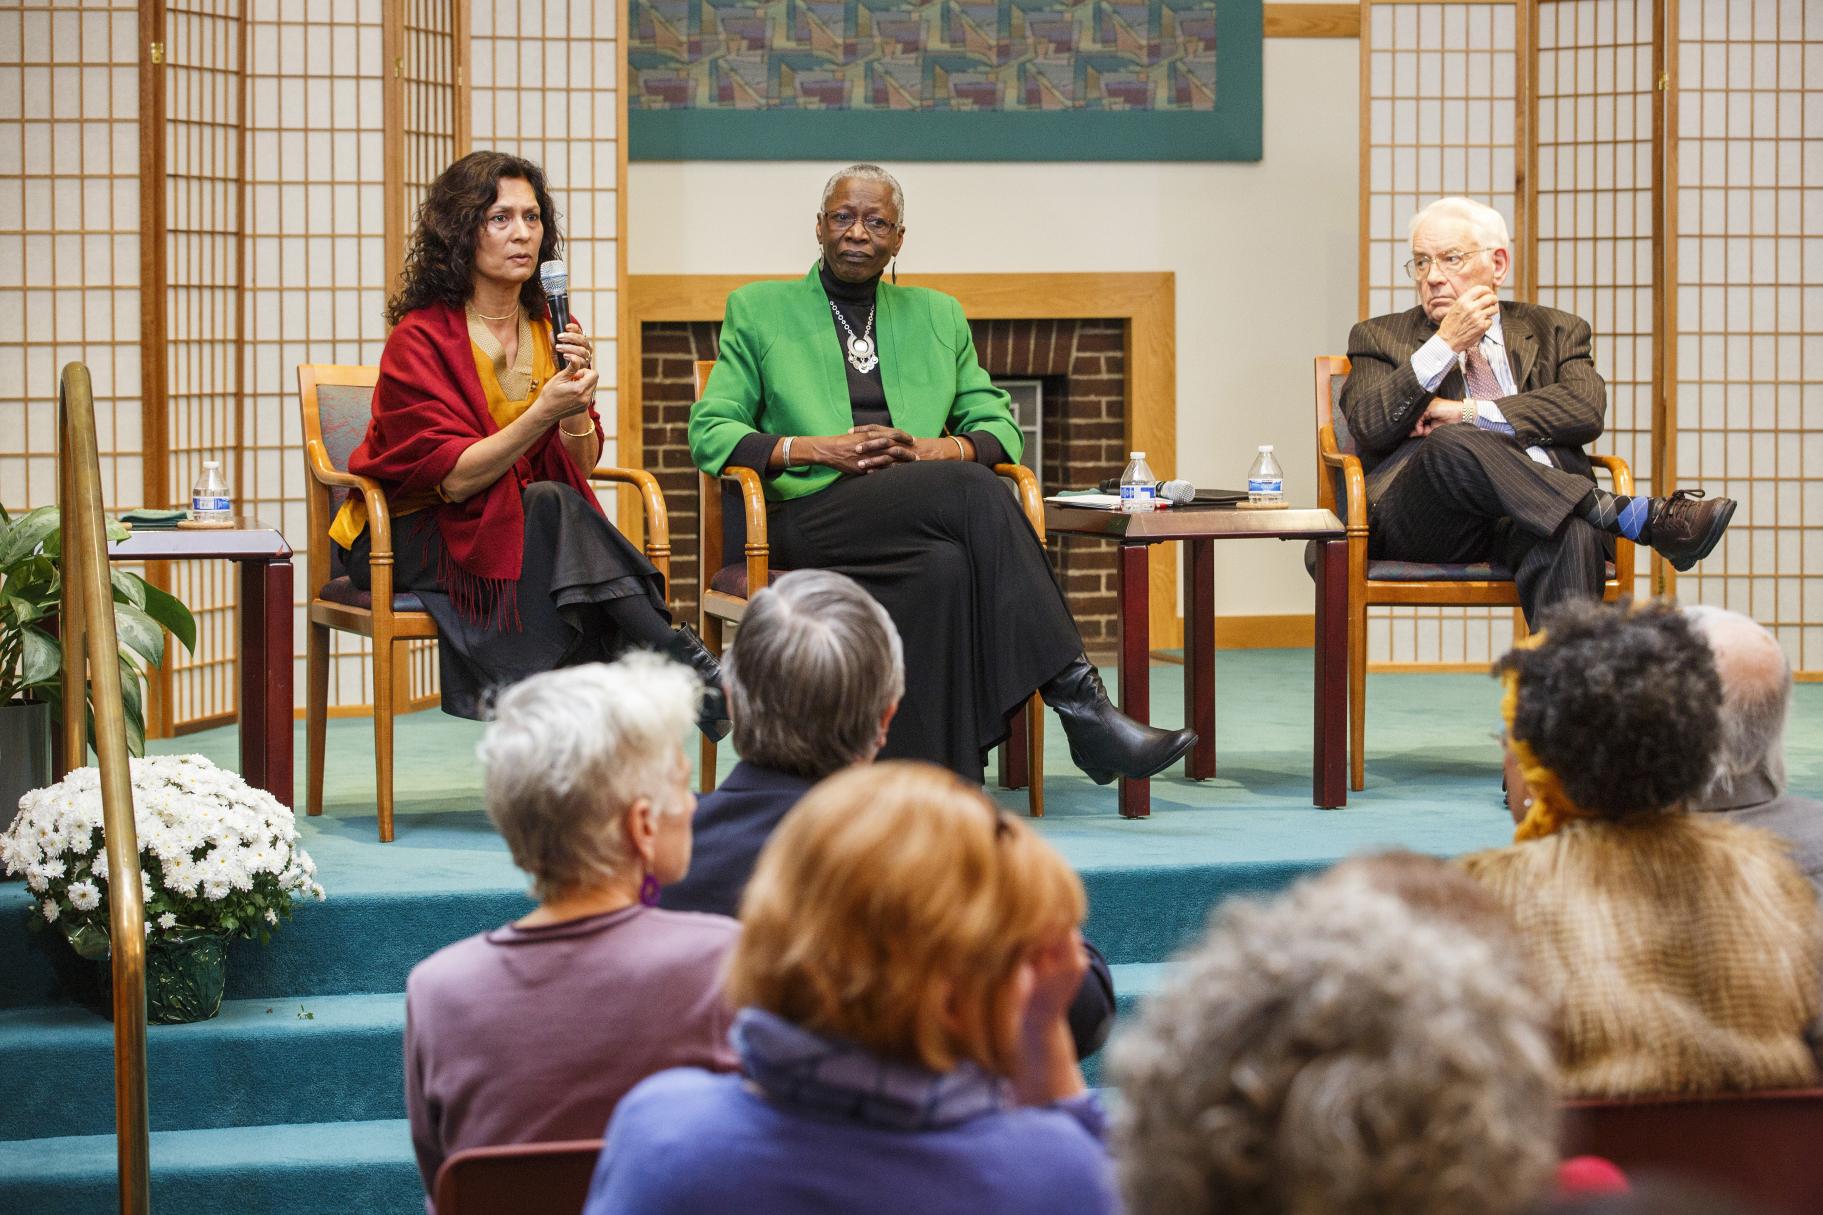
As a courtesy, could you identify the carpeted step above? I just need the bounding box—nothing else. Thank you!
[0,1118,422,1215]
[0,887,533,1011]
[0,993,406,1141]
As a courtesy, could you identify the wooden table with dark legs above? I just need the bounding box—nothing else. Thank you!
[104,522,295,807]
[1046,504,1349,817]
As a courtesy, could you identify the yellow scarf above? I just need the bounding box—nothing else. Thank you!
[1502,630,1590,843]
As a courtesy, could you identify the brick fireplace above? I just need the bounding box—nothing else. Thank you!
[640,317,1131,649]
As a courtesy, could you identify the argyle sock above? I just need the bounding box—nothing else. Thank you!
[1576,487,1651,542]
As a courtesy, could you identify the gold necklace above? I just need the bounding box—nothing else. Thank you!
[469,301,520,322]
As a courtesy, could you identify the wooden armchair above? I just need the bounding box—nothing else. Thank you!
[1562,1088,1823,1214]
[692,360,1048,815]
[433,1139,602,1215]
[1314,355,1635,790]
[298,364,672,841]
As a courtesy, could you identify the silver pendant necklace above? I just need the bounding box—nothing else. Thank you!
[830,301,879,374]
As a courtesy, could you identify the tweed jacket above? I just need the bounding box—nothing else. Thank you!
[1691,775,1823,903]
[688,265,1023,502]
[1340,301,1606,503]
[1459,813,1823,1099]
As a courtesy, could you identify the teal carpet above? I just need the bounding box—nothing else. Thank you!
[4,650,1819,1212]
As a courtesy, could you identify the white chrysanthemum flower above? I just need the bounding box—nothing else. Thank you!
[41,898,59,922]
[157,912,177,930]
[263,908,279,925]
[24,866,48,894]
[67,880,101,912]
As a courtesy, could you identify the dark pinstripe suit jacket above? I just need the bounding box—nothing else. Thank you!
[1339,301,1607,503]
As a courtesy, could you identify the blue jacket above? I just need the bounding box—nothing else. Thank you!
[659,761,815,919]
[582,1067,1119,1215]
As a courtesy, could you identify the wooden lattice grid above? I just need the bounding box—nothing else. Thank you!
[1667,0,1823,672]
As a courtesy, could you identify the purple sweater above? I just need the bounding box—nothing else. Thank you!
[404,904,739,1195]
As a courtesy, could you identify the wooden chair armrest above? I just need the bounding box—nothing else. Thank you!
[1588,454,1636,589]
[590,465,671,588]
[719,464,771,593]
[993,463,1045,544]
[1337,452,1369,532]
[1588,454,1634,497]
[305,437,398,559]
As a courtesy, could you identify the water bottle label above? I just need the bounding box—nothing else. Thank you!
[1247,478,1283,495]
[1120,484,1155,501]
[192,496,230,513]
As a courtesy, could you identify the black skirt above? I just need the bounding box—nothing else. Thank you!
[767,460,1082,784]
[342,481,670,719]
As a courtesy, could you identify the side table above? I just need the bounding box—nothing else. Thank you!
[97,521,294,808]
[1044,503,1348,817]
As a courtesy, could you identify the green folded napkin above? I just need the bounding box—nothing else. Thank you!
[119,508,190,529]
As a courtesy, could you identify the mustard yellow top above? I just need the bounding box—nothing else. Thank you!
[329,327,556,549]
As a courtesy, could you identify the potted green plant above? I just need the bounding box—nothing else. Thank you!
[0,754,325,1022]
[0,505,197,832]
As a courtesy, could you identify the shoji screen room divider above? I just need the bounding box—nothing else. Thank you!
[1,0,626,730]
[1360,0,1821,677]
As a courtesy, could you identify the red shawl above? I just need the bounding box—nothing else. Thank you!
[347,301,605,625]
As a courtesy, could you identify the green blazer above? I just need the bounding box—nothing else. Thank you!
[688,264,1024,502]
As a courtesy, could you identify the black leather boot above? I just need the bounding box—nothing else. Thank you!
[1040,657,1198,786]
[665,624,732,742]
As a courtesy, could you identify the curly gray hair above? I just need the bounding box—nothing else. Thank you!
[1111,867,1559,1215]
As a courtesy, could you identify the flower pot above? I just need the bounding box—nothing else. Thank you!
[0,698,53,841]
[98,932,229,1024]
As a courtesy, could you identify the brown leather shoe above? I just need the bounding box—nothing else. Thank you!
[1644,489,1736,572]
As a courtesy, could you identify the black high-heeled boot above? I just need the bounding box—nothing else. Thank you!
[1041,656,1198,786]
[664,624,732,742]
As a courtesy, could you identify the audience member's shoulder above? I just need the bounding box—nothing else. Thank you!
[636,906,741,952]
[974,1103,1118,1207]
[405,929,494,995]
[612,1068,742,1141]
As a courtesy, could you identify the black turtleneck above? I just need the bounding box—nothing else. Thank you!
[726,263,1008,476]
[820,261,892,431]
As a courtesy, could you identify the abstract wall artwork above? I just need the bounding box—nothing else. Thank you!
[629,0,1262,160]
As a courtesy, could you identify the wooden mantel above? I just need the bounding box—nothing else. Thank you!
[620,271,1181,646]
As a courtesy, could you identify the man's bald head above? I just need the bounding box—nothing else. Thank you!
[1685,605,1791,804]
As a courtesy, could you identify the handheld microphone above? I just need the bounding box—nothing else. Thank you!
[1097,477,1196,505]
[538,260,575,368]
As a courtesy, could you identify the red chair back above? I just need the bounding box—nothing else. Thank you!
[433,1139,603,1215]
[1561,1088,1823,1214]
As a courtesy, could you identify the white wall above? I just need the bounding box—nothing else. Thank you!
[629,34,1362,620]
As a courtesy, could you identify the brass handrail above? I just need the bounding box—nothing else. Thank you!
[58,362,151,1215]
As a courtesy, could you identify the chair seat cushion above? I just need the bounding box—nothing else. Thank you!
[1366,559,1618,583]
[706,563,795,599]
[316,575,426,613]
[1368,559,1511,582]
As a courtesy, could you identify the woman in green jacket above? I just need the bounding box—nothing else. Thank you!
[688,163,1195,787]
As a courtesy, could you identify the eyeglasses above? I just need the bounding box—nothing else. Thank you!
[1404,248,1493,280]
[820,209,900,238]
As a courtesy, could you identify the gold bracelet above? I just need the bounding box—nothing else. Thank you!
[559,419,595,439]
[950,435,968,460]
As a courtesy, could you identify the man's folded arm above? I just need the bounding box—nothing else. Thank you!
[1340,320,1433,457]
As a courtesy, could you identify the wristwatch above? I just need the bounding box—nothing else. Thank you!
[1459,401,1477,425]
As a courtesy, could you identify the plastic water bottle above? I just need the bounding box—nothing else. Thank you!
[1247,445,1284,507]
[191,460,232,522]
[1118,451,1157,514]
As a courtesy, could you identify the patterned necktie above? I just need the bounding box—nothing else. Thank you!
[1462,343,1504,401]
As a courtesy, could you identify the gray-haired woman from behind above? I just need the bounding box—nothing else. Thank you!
[661,569,905,916]
[1111,862,1561,1215]
[404,653,738,1204]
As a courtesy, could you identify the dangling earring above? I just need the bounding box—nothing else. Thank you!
[638,860,661,907]
[890,257,898,285]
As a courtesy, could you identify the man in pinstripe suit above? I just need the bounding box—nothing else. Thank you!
[1340,196,1734,625]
